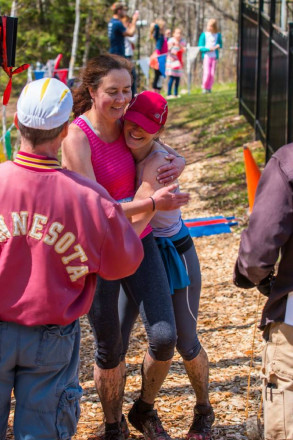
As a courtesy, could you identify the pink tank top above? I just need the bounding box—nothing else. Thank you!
[73,116,135,201]
[73,116,151,238]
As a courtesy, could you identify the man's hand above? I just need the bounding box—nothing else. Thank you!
[152,184,190,211]
[233,261,255,289]
[257,271,275,297]
[234,260,275,297]
[157,154,185,184]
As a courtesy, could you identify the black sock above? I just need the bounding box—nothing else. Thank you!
[105,421,120,432]
[195,404,212,415]
[136,398,154,413]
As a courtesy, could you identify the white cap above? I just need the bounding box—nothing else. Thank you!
[17,78,73,130]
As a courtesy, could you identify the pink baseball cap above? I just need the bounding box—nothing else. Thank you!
[124,91,168,134]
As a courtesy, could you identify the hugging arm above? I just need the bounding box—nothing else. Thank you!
[156,141,186,184]
[134,152,189,211]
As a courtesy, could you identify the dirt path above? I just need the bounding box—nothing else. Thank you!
[6,116,264,440]
[75,236,265,440]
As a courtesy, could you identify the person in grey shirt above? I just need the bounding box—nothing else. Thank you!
[234,142,293,440]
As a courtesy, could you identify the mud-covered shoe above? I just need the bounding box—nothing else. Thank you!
[119,415,130,439]
[103,428,124,440]
[128,400,171,440]
[185,404,215,440]
[97,415,130,440]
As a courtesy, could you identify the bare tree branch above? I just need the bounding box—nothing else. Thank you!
[205,0,237,22]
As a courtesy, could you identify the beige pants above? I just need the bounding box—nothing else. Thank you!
[262,322,293,440]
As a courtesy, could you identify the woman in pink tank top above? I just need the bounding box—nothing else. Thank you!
[62,54,188,440]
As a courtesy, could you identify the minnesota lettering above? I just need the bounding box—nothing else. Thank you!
[0,211,88,282]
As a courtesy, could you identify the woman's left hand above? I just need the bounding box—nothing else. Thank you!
[156,154,186,184]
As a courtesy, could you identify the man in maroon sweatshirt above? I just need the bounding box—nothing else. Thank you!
[0,77,144,439]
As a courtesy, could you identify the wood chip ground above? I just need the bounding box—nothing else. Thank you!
[6,120,264,440]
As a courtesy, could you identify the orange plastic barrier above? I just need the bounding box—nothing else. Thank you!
[243,146,261,213]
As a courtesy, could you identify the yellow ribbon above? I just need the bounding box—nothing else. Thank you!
[0,142,7,163]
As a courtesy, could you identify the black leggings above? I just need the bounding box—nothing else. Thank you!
[152,69,163,90]
[87,233,177,369]
[120,243,202,361]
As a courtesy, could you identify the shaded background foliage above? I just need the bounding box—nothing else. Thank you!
[0,0,239,94]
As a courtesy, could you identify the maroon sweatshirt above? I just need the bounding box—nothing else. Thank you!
[0,152,143,326]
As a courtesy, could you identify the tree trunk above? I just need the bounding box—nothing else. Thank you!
[82,13,92,67]
[185,2,191,44]
[201,0,205,36]
[68,0,80,79]
[10,1,18,16]
[194,0,201,45]
[170,0,176,32]
[37,0,46,26]
[206,0,237,22]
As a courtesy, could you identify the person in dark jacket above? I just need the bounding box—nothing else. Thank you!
[234,143,293,440]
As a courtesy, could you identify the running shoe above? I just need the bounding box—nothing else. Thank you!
[97,414,130,440]
[185,404,215,440]
[128,400,171,440]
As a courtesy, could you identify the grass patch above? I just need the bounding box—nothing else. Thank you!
[166,83,265,219]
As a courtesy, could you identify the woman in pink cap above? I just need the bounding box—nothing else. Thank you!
[62,54,189,440]
[123,91,215,440]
